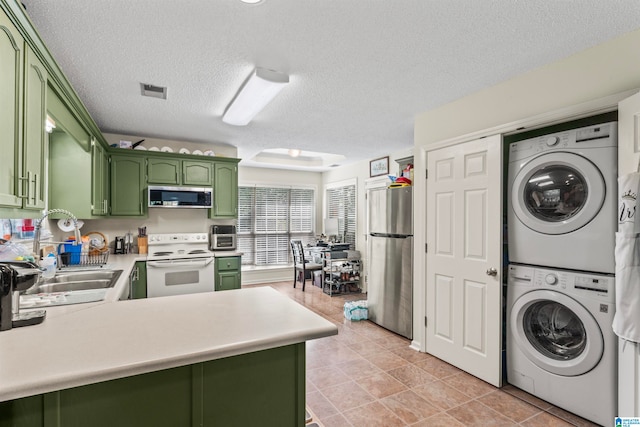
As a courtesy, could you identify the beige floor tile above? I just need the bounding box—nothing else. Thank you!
[355,371,408,399]
[321,380,376,412]
[372,333,411,349]
[413,356,462,379]
[307,365,351,390]
[478,390,543,423]
[411,412,466,426]
[346,340,387,357]
[547,406,601,427]
[412,380,471,410]
[335,357,383,381]
[342,401,406,427]
[381,390,441,424]
[363,349,411,371]
[447,400,517,426]
[388,345,430,363]
[502,384,554,410]
[387,363,437,388]
[443,371,498,397]
[321,413,353,427]
[306,390,339,420]
[265,281,573,427]
[520,411,576,427]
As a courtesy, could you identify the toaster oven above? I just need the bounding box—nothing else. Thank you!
[209,225,236,251]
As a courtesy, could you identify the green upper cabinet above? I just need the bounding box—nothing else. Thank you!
[183,160,212,185]
[147,157,180,185]
[23,45,47,210]
[147,157,212,186]
[110,153,146,216]
[0,12,23,209]
[91,139,109,216]
[48,87,108,219]
[211,161,238,219]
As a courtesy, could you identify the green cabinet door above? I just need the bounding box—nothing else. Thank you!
[147,157,180,184]
[182,160,212,186]
[0,13,23,208]
[130,261,147,299]
[110,154,146,216]
[0,343,305,427]
[211,161,238,218]
[215,256,241,291]
[91,138,109,216]
[48,132,94,218]
[22,45,47,210]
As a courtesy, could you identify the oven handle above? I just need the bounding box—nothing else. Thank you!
[147,258,215,268]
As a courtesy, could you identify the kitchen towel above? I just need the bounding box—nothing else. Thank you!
[613,172,640,343]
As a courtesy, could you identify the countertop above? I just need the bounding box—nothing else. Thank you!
[0,255,337,402]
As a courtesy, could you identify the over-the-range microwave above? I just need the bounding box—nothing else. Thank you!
[148,186,213,208]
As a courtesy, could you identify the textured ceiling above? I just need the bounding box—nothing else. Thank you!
[21,0,640,170]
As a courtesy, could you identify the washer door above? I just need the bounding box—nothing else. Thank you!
[510,289,604,376]
[511,152,605,235]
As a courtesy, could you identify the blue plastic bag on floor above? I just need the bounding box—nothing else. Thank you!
[344,300,367,321]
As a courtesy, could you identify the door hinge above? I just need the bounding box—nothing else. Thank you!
[425,243,428,253]
[424,316,428,327]
[425,169,428,179]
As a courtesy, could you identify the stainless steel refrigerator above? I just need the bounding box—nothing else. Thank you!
[367,186,413,339]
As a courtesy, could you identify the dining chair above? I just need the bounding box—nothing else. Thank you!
[290,239,322,292]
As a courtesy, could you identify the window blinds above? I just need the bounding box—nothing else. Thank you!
[238,186,315,266]
[326,184,356,249]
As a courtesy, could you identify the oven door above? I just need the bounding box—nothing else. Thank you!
[146,256,215,298]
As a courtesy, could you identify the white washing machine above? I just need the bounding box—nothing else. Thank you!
[507,122,617,274]
[506,264,617,426]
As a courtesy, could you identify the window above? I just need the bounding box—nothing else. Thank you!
[326,182,356,249]
[238,186,315,266]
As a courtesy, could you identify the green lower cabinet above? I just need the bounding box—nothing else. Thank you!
[0,343,305,427]
[215,256,241,291]
[130,261,147,299]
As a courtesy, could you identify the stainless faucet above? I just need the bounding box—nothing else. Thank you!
[33,209,82,259]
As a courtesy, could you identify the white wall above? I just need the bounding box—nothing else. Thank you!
[413,27,640,412]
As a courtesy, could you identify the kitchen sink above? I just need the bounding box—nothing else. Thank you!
[28,269,123,294]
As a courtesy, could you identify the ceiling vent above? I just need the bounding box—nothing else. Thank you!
[140,83,167,100]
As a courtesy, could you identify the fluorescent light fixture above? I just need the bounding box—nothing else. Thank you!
[288,149,301,157]
[240,0,262,3]
[222,68,289,126]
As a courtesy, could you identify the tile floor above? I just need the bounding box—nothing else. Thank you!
[252,280,601,427]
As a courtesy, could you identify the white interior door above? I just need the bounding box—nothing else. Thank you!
[425,134,502,387]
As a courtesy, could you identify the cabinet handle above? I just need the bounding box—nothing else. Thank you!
[31,173,38,204]
[17,172,30,199]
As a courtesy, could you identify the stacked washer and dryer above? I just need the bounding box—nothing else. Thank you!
[506,122,618,426]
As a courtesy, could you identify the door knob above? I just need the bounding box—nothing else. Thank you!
[486,268,498,277]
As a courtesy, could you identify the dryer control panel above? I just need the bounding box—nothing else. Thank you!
[509,264,614,303]
[508,122,617,162]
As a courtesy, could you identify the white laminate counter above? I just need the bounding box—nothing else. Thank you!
[0,260,337,402]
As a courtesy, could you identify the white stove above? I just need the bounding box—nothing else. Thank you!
[146,233,216,298]
[147,233,211,261]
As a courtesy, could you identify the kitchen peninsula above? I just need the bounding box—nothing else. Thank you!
[0,261,337,426]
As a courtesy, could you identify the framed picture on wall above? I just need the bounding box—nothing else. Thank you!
[369,156,389,177]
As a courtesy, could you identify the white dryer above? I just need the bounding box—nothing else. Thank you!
[507,122,617,274]
[506,264,617,426]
